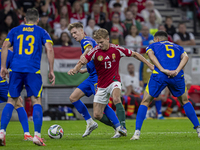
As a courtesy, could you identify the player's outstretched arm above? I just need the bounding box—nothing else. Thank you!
[45,42,55,85]
[81,45,93,58]
[1,41,11,79]
[68,45,92,75]
[132,51,154,71]
[68,56,88,75]
[170,52,189,77]
[79,68,88,74]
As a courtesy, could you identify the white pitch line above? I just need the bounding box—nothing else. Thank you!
[7,132,196,136]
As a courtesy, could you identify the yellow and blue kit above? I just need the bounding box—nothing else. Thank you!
[5,24,53,98]
[0,49,13,102]
[146,41,186,97]
[78,36,98,96]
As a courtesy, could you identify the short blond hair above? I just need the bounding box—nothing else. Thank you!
[68,22,83,31]
[93,28,109,40]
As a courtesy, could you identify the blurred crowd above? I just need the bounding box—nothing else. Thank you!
[0,0,199,53]
[0,0,199,117]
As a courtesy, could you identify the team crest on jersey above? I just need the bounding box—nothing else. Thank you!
[112,53,116,62]
[97,55,103,61]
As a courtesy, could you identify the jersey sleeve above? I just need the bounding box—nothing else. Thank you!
[85,48,96,62]
[82,39,93,50]
[5,28,15,46]
[41,29,53,45]
[179,45,186,54]
[146,44,154,54]
[117,46,132,57]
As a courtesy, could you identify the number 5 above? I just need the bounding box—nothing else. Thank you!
[165,45,175,58]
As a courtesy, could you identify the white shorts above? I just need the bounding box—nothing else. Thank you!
[93,81,121,104]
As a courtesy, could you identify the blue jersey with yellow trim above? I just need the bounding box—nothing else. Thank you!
[0,48,13,84]
[80,36,97,76]
[5,24,53,73]
[146,41,185,75]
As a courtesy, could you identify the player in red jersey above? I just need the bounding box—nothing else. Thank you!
[72,28,154,132]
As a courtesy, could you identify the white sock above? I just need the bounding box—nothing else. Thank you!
[24,132,30,135]
[116,126,121,132]
[158,114,162,118]
[134,130,140,135]
[86,118,93,125]
[34,131,41,138]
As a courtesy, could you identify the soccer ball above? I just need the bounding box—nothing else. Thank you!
[48,124,64,139]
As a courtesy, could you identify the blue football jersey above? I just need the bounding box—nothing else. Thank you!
[146,41,185,75]
[80,36,97,76]
[0,48,13,83]
[5,24,53,73]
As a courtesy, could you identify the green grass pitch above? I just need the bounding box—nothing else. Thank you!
[2,118,200,150]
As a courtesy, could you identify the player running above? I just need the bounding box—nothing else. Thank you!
[68,22,127,138]
[71,28,154,137]
[0,8,55,146]
[131,31,200,140]
[0,48,33,145]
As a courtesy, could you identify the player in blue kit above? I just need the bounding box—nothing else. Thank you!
[68,23,127,138]
[0,48,33,143]
[131,31,200,140]
[0,8,55,146]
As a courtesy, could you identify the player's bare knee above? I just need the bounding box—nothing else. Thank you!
[141,98,150,106]
[7,97,17,106]
[178,93,189,105]
[93,112,102,120]
[113,97,121,105]
[69,94,78,103]
[31,96,41,105]
[182,98,189,105]
[14,103,23,109]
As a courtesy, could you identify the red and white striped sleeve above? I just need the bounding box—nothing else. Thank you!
[85,47,98,62]
[114,45,132,57]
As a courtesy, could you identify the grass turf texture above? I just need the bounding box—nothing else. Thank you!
[2,119,199,150]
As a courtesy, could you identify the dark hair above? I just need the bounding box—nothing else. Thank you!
[129,3,137,7]
[0,31,8,35]
[113,2,122,7]
[25,8,39,22]
[60,32,72,46]
[129,25,139,35]
[165,16,172,20]
[127,63,134,67]
[112,12,120,18]
[154,31,168,39]
[178,22,185,27]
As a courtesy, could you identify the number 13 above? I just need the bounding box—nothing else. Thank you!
[17,34,35,55]
[105,61,111,69]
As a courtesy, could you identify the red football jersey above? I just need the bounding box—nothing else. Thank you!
[128,0,146,13]
[85,44,132,88]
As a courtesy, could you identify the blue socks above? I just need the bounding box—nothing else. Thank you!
[136,105,148,130]
[16,107,29,133]
[183,102,200,129]
[104,105,120,128]
[155,100,162,115]
[1,103,14,131]
[33,104,43,133]
[72,100,91,120]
